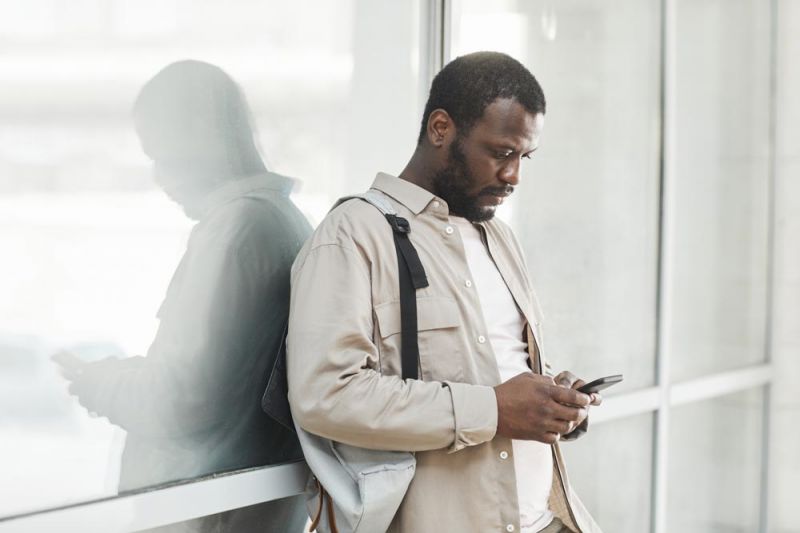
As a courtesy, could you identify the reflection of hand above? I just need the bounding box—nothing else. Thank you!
[553,371,603,434]
[51,351,101,415]
[494,373,591,444]
[52,350,86,383]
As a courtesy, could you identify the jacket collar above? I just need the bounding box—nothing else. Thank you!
[198,172,295,218]
[370,172,436,216]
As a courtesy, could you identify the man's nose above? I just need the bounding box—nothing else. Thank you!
[500,159,521,186]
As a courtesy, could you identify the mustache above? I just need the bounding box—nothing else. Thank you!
[479,185,514,197]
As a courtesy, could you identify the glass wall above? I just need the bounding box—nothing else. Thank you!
[0,0,426,520]
[668,0,772,382]
[562,414,654,533]
[668,390,764,532]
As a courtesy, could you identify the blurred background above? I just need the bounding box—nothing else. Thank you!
[0,1,797,532]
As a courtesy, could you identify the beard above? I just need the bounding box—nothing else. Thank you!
[154,163,229,221]
[432,139,510,222]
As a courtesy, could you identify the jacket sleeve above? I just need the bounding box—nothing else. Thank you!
[287,241,497,453]
[69,231,290,438]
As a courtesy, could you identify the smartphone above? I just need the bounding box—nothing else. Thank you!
[577,374,623,394]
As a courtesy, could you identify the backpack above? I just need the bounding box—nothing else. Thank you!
[262,189,427,533]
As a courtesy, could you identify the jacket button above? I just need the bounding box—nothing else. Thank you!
[499,451,509,460]
[445,226,454,235]
[506,525,515,532]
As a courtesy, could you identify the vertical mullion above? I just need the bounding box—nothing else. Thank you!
[652,0,676,531]
[759,0,779,530]
[419,0,447,135]
[440,0,452,65]
[425,0,448,84]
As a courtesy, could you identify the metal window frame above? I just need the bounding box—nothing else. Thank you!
[0,0,781,531]
[651,0,676,529]
[759,1,780,532]
[0,462,309,533]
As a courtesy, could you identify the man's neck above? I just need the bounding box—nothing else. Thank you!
[398,148,438,195]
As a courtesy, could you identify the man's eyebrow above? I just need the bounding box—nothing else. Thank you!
[481,141,539,158]
[488,141,539,153]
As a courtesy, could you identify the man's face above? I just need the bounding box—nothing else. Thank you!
[134,112,224,219]
[432,98,544,222]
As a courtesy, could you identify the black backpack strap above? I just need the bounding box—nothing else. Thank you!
[385,213,428,380]
[339,190,429,380]
[261,323,295,432]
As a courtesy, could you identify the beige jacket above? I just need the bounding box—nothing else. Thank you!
[287,173,602,533]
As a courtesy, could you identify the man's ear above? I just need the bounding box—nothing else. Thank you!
[425,109,455,148]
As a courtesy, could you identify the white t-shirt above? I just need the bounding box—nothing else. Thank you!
[451,217,555,533]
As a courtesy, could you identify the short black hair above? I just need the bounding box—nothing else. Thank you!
[417,51,546,144]
[134,60,265,174]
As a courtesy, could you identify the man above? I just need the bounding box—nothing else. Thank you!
[55,60,310,532]
[287,52,603,532]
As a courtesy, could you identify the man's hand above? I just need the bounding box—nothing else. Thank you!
[494,373,591,444]
[52,351,86,383]
[553,371,603,434]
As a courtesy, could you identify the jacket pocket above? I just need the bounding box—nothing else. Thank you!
[374,296,464,382]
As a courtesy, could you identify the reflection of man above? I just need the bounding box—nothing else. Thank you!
[56,60,310,531]
[287,52,603,533]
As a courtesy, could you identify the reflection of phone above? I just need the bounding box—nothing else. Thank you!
[51,351,87,381]
[577,374,623,394]
[52,351,85,371]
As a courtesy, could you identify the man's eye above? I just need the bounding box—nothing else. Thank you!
[495,151,512,159]
[522,153,533,160]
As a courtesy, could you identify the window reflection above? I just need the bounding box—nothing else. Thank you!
[0,0,425,521]
[51,60,310,531]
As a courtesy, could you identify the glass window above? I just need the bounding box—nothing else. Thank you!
[667,388,764,532]
[451,0,663,393]
[134,497,308,533]
[668,0,772,382]
[561,414,654,533]
[0,0,426,518]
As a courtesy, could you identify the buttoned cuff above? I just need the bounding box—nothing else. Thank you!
[443,382,498,453]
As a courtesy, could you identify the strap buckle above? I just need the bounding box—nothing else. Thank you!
[386,214,411,235]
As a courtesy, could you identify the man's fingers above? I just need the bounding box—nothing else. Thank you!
[554,370,577,388]
[542,431,561,444]
[548,401,587,423]
[56,365,79,382]
[550,384,590,407]
[591,393,603,406]
[546,419,572,435]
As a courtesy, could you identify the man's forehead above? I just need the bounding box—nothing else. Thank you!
[471,98,543,142]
